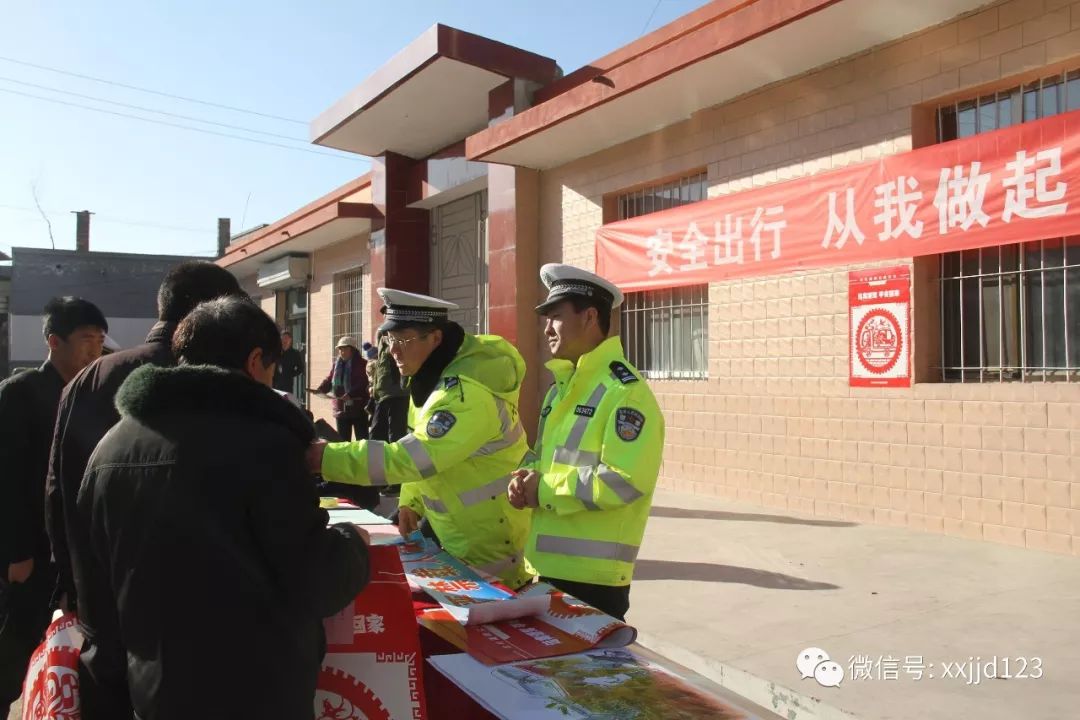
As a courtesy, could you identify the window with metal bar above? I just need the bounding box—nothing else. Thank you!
[936,68,1080,381]
[331,268,364,351]
[616,172,709,379]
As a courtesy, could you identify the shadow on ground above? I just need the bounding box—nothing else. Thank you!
[634,559,839,590]
[651,506,855,528]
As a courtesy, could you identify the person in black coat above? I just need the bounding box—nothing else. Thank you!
[0,297,108,711]
[273,330,305,393]
[77,296,370,720]
[46,261,244,614]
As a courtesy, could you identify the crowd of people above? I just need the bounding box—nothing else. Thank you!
[0,259,664,719]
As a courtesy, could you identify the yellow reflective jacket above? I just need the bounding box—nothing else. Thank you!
[321,334,532,588]
[524,337,664,587]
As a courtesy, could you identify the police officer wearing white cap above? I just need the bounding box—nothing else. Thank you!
[308,289,534,588]
[508,264,664,620]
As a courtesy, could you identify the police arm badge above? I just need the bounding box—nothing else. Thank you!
[426,410,457,438]
[614,407,646,442]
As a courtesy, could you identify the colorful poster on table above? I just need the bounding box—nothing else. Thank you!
[318,545,427,720]
[428,648,760,720]
[597,108,1079,291]
[848,266,911,388]
[419,583,636,665]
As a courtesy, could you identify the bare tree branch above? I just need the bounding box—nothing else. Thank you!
[30,181,55,249]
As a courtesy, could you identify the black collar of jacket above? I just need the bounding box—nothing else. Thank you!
[145,320,177,346]
[409,322,465,407]
[115,363,315,442]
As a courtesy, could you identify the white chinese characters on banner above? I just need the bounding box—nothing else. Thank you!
[933,161,991,234]
[873,175,924,241]
[645,206,788,276]
[637,145,1069,274]
[1002,148,1068,221]
[822,187,865,249]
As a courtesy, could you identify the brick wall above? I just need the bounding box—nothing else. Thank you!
[538,0,1080,554]
[240,277,276,320]
[308,236,371,422]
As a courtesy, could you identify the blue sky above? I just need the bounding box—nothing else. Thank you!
[0,0,702,259]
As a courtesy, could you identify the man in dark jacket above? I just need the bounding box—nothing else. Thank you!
[0,297,107,711]
[369,331,409,443]
[78,296,369,720]
[273,330,305,393]
[46,261,243,614]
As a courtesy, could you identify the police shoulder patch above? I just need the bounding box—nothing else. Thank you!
[426,410,457,438]
[610,361,639,385]
[615,407,646,442]
[443,376,460,391]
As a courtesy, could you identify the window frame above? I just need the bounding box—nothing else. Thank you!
[933,67,1080,383]
[330,266,365,353]
[611,171,710,380]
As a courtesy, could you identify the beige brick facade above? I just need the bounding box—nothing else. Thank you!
[537,0,1080,554]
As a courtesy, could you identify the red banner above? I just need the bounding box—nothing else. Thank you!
[596,109,1080,291]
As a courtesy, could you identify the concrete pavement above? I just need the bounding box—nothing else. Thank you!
[628,490,1080,720]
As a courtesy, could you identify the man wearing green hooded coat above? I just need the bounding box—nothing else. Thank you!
[308,289,532,589]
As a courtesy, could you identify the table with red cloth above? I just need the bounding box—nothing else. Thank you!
[412,591,500,720]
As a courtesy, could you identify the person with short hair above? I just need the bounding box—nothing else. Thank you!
[78,296,369,720]
[44,260,244,717]
[368,330,409,444]
[273,330,305,394]
[508,264,664,621]
[308,289,533,589]
[0,296,107,711]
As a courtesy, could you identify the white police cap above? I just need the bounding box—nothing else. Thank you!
[377,288,459,331]
[536,263,624,314]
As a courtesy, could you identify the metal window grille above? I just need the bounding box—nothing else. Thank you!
[331,268,364,351]
[617,172,709,379]
[936,68,1080,382]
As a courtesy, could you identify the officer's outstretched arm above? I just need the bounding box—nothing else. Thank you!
[539,391,664,515]
[399,482,425,518]
[320,391,498,487]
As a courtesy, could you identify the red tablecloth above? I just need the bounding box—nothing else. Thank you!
[412,594,499,720]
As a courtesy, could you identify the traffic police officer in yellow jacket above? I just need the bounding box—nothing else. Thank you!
[308,289,533,589]
[509,264,663,620]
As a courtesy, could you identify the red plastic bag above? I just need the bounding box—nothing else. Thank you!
[21,613,82,720]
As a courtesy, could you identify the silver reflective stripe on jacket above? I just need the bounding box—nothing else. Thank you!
[552,447,600,467]
[534,534,640,564]
[474,552,521,577]
[551,383,606,467]
[574,466,601,511]
[581,463,644,506]
[458,476,510,507]
[473,397,524,457]
[367,440,388,486]
[400,434,436,478]
[422,495,449,514]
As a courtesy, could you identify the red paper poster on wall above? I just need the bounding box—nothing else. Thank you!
[318,545,427,720]
[849,266,911,388]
